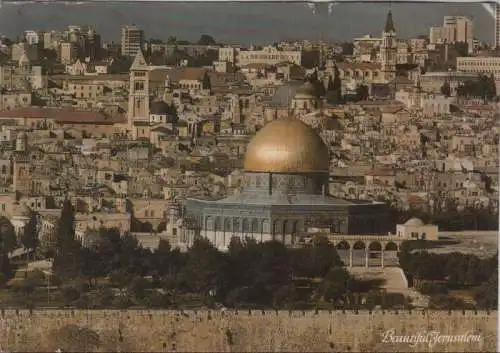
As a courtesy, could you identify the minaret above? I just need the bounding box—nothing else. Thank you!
[380,11,397,83]
[127,49,150,138]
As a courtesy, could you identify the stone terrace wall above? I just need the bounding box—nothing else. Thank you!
[0,309,496,352]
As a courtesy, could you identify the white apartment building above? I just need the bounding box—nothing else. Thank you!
[23,31,39,45]
[419,71,479,96]
[121,25,144,57]
[429,27,444,44]
[353,35,382,61]
[43,31,64,50]
[457,56,500,90]
[219,45,301,67]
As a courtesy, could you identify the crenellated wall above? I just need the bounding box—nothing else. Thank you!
[0,309,496,352]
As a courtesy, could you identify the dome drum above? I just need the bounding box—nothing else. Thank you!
[243,172,328,196]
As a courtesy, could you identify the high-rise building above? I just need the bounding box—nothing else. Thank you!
[121,25,144,57]
[60,42,78,64]
[429,27,444,44]
[24,31,39,45]
[443,16,473,51]
[495,3,500,49]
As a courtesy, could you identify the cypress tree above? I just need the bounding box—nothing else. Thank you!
[333,66,342,91]
[56,198,76,256]
[327,76,335,92]
[440,80,451,97]
[21,211,38,262]
[202,72,211,90]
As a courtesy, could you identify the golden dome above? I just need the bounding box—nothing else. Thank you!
[244,118,329,173]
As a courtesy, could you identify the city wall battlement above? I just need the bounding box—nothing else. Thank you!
[0,309,497,352]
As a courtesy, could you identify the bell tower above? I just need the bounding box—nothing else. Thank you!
[128,49,150,138]
[380,11,397,83]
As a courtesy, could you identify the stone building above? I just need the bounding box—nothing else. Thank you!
[185,118,388,251]
[396,217,438,241]
[0,54,45,90]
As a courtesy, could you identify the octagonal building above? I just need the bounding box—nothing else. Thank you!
[184,118,389,251]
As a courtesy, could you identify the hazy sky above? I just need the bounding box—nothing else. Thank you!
[0,2,493,45]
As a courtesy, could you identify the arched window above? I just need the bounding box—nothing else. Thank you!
[251,218,259,233]
[262,219,270,233]
[206,216,213,231]
[1,165,6,174]
[233,218,239,233]
[273,220,282,235]
[224,218,231,232]
[214,217,221,231]
[242,219,250,233]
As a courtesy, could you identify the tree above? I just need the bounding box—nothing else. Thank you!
[197,34,216,46]
[180,238,227,295]
[21,212,39,262]
[340,42,354,56]
[327,76,334,91]
[253,241,291,304]
[55,198,77,255]
[166,36,177,45]
[0,218,17,255]
[127,276,150,300]
[326,66,342,105]
[202,72,211,90]
[440,80,451,97]
[475,270,498,309]
[308,69,318,83]
[61,285,81,307]
[109,268,134,290]
[355,84,369,101]
[453,42,469,57]
[149,38,164,44]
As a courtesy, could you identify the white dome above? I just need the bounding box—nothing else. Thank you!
[404,217,424,227]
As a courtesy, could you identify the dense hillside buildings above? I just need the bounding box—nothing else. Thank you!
[0,10,495,256]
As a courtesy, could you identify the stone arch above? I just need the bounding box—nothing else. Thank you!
[233,218,240,233]
[251,218,259,233]
[368,241,382,251]
[214,217,221,231]
[242,218,250,233]
[262,219,270,233]
[353,241,366,250]
[385,241,398,251]
[205,216,214,231]
[284,219,295,234]
[273,220,282,236]
[224,218,231,232]
[336,240,350,250]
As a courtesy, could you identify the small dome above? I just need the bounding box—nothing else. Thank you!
[404,218,424,227]
[150,100,170,115]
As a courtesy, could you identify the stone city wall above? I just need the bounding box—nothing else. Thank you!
[0,309,496,352]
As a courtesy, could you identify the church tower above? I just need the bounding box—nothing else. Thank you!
[13,132,31,197]
[380,11,397,83]
[128,49,150,138]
